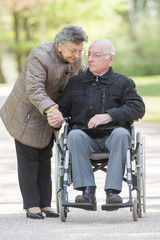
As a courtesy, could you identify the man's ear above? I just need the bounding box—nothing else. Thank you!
[58,42,62,52]
[109,55,115,66]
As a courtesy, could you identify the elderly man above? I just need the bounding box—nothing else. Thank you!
[0,25,88,219]
[48,39,145,209]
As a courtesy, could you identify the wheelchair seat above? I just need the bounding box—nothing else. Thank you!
[90,152,109,161]
[90,152,109,172]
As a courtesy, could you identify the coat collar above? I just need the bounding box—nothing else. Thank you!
[84,67,114,84]
[53,42,70,64]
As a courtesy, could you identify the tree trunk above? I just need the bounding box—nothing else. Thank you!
[40,7,46,43]
[13,11,22,73]
[0,59,6,83]
[127,0,143,58]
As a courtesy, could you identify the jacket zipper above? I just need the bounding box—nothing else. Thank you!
[27,106,35,121]
[102,93,106,113]
[20,105,35,140]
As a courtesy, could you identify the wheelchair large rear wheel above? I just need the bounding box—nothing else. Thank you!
[142,136,146,213]
[136,132,146,218]
[55,134,64,214]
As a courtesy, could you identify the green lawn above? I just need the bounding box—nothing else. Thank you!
[0,75,160,122]
[133,75,160,122]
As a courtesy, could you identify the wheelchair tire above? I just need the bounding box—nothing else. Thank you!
[55,134,64,214]
[142,136,146,213]
[60,201,68,222]
[136,132,143,218]
[133,199,139,221]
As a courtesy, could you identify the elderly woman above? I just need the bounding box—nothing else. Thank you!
[0,25,88,219]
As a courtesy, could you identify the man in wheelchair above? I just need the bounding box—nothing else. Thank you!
[47,39,145,209]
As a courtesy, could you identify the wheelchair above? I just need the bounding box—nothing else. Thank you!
[55,120,146,222]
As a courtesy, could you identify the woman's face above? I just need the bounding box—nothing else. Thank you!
[58,42,84,63]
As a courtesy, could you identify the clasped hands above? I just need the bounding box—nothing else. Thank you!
[47,108,65,128]
[47,108,112,129]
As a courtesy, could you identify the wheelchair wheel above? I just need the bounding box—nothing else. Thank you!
[55,134,64,214]
[59,149,70,222]
[136,132,146,218]
[136,132,142,217]
[60,193,68,222]
[133,199,139,221]
[59,189,68,222]
[142,137,146,213]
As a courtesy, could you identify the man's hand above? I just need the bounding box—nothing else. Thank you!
[47,108,65,128]
[88,113,112,128]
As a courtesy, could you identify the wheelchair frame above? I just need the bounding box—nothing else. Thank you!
[55,121,146,222]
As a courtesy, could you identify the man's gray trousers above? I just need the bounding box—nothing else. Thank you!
[67,127,131,192]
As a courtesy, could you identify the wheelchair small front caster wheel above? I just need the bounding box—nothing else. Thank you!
[60,205,68,222]
[133,199,140,221]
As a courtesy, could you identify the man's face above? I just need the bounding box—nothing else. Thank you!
[87,43,114,76]
[58,42,84,63]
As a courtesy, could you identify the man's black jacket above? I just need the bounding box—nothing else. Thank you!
[58,67,145,137]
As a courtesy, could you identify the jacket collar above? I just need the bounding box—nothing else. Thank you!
[53,42,70,64]
[84,67,114,84]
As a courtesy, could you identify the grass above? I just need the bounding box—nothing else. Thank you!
[0,75,160,122]
[133,75,160,122]
[133,75,160,96]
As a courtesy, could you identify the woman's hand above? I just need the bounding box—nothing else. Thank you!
[47,108,65,128]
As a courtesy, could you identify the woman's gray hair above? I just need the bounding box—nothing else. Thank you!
[54,25,88,45]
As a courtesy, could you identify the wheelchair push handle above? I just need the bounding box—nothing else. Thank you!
[130,122,135,142]
[63,117,70,140]
[63,117,70,122]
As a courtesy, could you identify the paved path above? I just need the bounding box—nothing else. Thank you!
[0,89,160,240]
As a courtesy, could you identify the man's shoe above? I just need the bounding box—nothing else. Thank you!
[75,186,97,210]
[106,189,122,204]
[106,193,122,204]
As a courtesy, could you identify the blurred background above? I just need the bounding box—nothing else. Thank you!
[0,0,160,121]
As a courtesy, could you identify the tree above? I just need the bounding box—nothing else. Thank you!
[0,0,160,83]
[5,0,56,73]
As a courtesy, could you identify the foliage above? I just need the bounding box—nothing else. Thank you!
[0,0,160,83]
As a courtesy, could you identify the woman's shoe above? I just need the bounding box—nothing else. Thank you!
[26,209,46,219]
[41,209,59,218]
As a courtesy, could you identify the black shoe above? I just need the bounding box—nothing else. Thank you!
[41,209,59,218]
[75,186,97,210]
[106,193,122,204]
[106,189,122,204]
[26,209,45,219]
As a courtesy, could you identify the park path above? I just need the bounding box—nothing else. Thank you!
[0,88,160,240]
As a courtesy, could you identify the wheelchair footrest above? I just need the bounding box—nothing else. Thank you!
[62,199,95,211]
[101,201,133,211]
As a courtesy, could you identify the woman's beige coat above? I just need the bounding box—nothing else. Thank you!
[0,42,86,148]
